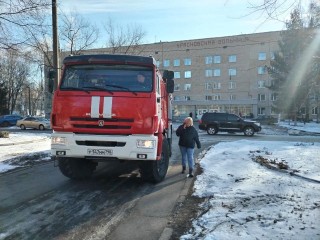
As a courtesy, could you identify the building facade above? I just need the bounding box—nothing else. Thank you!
[45,31,282,119]
[145,31,281,119]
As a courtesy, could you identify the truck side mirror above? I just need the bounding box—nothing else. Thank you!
[163,70,174,80]
[166,79,174,93]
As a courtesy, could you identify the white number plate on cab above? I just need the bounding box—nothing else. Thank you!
[87,149,113,156]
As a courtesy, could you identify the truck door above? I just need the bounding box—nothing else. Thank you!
[156,73,162,120]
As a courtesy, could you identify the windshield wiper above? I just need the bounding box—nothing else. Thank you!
[104,84,137,96]
[60,86,90,94]
[82,86,114,95]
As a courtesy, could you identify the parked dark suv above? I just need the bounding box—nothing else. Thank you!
[199,112,261,136]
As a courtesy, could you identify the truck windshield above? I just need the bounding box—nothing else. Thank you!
[60,64,153,93]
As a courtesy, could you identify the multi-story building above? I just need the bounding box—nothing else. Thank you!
[144,31,281,119]
[45,31,283,119]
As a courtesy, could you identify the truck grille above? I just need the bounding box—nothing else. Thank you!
[76,140,126,147]
[70,117,134,129]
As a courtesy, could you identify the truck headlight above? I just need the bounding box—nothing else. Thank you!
[136,140,156,149]
[51,136,67,145]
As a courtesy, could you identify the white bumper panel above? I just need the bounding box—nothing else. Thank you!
[51,132,158,160]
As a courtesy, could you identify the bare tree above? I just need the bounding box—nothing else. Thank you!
[247,0,315,22]
[59,11,100,55]
[0,50,30,114]
[104,18,146,54]
[0,0,51,50]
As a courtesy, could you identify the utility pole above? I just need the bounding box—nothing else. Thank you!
[28,86,31,116]
[52,0,59,91]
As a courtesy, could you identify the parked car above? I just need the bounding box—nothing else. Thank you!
[16,117,51,130]
[173,114,189,123]
[0,114,23,127]
[198,112,261,136]
[252,115,277,125]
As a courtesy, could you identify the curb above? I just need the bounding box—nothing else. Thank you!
[0,138,49,147]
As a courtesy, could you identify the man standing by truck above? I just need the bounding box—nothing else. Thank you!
[176,117,201,178]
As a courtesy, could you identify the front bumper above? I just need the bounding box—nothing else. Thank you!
[51,132,158,161]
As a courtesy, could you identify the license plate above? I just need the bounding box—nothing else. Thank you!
[87,149,113,156]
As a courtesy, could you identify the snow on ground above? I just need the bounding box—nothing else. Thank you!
[181,121,320,240]
[0,131,51,173]
[1,121,320,239]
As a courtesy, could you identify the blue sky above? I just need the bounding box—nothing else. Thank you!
[60,0,309,44]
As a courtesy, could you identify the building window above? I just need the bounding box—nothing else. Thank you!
[228,55,237,63]
[258,107,266,115]
[184,71,191,78]
[229,81,236,89]
[213,94,221,100]
[173,96,180,101]
[184,84,191,91]
[174,84,180,91]
[258,80,265,88]
[312,107,318,115]
[173,59,180,67]
[184,96,191,101]
[270,52,275,60]
[271,93,277,101]
[184,58,192,66]
[310,93,316,101]
[258,94,266,101]
[163,59,170,67]
[213,82,221,89]
[213,55,221,64]
[205,69,213,77]
[174,71,180,79]
[230,94,236,100]
[205,56,212,64]
[205,96,213,100]
[228,68,237,76]
[258,66,267,75]
[205,83,212,90]
[258,52,267,60]
[213,69,221,77]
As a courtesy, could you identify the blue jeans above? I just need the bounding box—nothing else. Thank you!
[179,146,194,171]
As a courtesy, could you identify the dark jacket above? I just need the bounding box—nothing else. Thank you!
[176,125,201,149]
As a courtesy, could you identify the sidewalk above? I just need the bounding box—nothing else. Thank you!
[107,164,194,240]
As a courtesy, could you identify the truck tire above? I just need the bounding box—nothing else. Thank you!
[139,139,169,183]
[58,158,97,180]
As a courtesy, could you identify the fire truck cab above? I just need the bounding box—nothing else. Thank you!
[51,54,174,183]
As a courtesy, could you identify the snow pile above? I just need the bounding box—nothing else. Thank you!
[182,140,320,240]
[0,132,51,173]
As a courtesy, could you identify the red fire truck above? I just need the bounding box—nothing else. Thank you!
[51,54,174,183]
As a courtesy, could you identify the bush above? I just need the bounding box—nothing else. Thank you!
[0,131,9,138]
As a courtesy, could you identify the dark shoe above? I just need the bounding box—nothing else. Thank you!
[187,173,194,178]
[181,166,186,174]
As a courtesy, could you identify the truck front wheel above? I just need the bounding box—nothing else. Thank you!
[139,139,169,183]
[58,158,97,180]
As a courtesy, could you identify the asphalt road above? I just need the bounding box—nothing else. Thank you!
[1,126,320,239]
